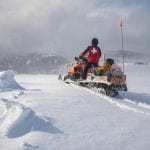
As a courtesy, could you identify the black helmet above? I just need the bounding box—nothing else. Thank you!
[91,38,98,46]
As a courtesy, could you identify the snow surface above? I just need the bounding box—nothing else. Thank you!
[0,70,24,91]
[0,64,150,150]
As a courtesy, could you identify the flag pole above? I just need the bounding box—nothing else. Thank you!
[119,20,125,75]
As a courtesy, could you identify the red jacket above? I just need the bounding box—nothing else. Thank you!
[80,46,101,64]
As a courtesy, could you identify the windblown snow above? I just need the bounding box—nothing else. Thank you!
[0,70,24,91]
[0,64,150,150]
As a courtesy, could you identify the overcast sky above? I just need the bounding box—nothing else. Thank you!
[0,0,150,58]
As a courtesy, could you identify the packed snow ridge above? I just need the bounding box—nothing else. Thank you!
[0,70,24,91]
[0,98,61,138]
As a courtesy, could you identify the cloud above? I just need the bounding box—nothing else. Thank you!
[0,0,150,58]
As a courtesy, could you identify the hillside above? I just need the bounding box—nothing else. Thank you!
[105,50,150,64]
[0,53,68,74]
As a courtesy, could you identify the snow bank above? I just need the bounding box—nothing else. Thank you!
[0,70,24,91]
[0,99,62,138]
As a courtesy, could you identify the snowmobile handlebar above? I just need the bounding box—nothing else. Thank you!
[74,57,87,64]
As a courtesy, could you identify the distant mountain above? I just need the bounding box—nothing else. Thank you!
[105,50,150,63]
[0,53,69,74]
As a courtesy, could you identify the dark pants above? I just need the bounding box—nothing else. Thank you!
[82,62,98,79]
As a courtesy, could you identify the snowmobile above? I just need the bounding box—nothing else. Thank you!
[63,57,127,97]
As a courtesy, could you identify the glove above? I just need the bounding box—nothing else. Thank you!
[74,57,78,61]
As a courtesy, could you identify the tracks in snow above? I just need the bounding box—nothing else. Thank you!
[68,82,150,117]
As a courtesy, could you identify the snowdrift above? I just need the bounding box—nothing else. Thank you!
[0,98,62,138]
[0,70,24,91]
[0,71,62,139]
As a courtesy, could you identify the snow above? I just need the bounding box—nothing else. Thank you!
[0,64,150,150]
[0,70,24,91]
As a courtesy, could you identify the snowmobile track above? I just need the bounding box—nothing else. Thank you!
[66,82,150,117]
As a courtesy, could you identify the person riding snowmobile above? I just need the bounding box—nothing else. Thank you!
[79,38,101,79]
